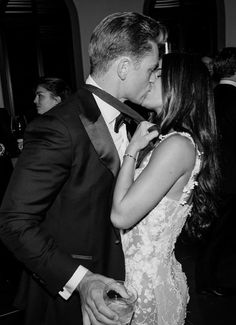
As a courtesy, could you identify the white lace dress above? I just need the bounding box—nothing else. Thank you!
[121,132,202,325]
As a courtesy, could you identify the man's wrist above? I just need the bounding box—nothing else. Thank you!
[59,265,88,300]
[77,269,93,292]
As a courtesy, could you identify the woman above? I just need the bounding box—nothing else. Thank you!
[34,77,71,115]
[111,53,219,325]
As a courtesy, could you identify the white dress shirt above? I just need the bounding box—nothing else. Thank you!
[219,79,236,88]
[59,76,129,299]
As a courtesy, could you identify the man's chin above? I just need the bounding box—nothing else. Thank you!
[126,95,147,107]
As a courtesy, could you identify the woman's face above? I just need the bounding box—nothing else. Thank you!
[142,63,163,115]
[34,86,61,115]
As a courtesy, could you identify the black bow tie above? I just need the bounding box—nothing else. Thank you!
[114,113,138,139]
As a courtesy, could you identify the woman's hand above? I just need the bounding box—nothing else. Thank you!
[126,121,159,156]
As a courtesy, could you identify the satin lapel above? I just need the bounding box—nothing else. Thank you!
[77,88,120,177]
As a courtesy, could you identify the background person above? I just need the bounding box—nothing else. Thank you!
[111,53,219,325]
[10,78,71,155]
[0,12,167,325]
[195,47,236,296]
[34,77,72,115]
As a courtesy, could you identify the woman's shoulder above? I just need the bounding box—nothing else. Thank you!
[158,131,196,152]
[151,131,197,169]
[159,130,194,143]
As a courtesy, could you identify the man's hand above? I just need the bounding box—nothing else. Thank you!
[77,271,121,325]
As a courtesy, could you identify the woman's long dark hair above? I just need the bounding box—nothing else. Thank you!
[159,53,220,240]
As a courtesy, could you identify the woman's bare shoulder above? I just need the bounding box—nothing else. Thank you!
[151,132,196,169]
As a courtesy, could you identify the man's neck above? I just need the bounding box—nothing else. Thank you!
[91,73,125,102]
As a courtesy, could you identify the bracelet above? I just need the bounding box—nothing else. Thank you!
[123,153,137,163]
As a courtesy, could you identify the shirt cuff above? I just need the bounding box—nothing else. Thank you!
[59,265,88,300]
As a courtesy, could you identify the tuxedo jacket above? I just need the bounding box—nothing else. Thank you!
[214,83,236,193]
[0,88,125,324]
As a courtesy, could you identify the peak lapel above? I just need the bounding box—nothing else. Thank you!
[77,88,120,177]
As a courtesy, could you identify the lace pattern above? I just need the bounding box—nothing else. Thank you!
[121,132,202,325]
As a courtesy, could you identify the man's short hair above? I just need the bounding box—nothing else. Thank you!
[89,12,167,76]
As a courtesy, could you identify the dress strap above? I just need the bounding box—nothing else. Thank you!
[158,131,203,206]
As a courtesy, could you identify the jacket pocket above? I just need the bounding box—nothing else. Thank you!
[71,254,93,260]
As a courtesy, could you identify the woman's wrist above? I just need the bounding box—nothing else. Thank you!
[123,142,139,163]
[123,153,137,163]
[125,143,139,157]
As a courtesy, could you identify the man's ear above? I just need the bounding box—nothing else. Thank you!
[54,96,62,104]
[117,58,131,80]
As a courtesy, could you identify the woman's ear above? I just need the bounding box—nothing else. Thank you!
[117,58,131,80]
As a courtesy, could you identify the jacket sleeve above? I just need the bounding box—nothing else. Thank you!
[0,114,80,296]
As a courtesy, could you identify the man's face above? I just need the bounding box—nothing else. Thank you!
[123,42,159,105]
[142,60,163,114]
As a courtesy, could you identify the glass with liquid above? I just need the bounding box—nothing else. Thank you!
[104,281,137,325]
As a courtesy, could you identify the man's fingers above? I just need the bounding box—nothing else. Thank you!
[82,309,91,325]
[79,274,120,325]
[90,289,119,323]
[84,305,110,325]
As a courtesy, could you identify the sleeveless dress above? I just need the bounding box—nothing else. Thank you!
[121,132,202,325]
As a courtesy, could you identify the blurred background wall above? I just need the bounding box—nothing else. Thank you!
[72,0,144,78]
[0,0,235,119]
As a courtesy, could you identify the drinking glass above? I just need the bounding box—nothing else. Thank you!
[11,115,27,152]
[104,280,137,325]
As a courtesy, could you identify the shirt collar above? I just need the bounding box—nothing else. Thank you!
[86,75,120,124]
[219,79,236,88]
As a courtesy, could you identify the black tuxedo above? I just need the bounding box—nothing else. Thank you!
[0,87,129,324]
[196,83,236,292]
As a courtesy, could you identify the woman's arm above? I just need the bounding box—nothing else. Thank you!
[111,125,195,229]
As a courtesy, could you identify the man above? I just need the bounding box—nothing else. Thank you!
[0,12,167,325]
[196,47,236,296]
